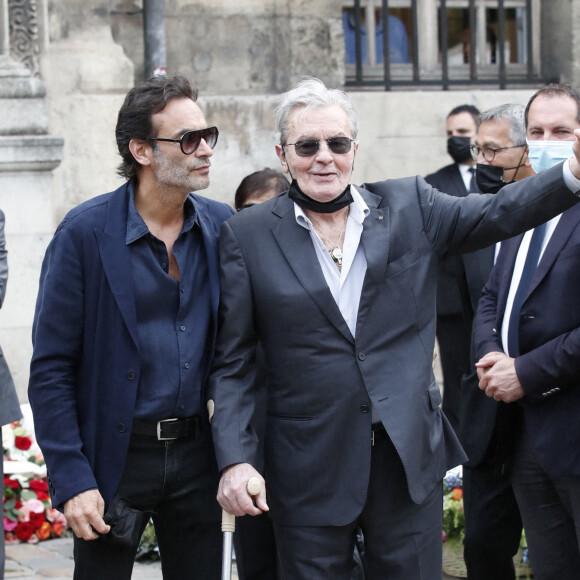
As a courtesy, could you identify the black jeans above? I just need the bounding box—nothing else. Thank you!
[73,428,221,580]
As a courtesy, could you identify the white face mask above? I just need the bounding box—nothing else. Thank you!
[526,139,574,173]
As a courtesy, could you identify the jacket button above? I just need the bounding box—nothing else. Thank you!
[118,423,126,433]
[126,370,136,380]
[360,405,369,413]
[358,352,366,361]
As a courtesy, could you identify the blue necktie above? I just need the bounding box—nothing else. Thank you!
[468,167,477,193]
[507,222,547,357]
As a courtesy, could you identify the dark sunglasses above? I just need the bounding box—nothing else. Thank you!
[149,126,219,155]
[284,137,355,157]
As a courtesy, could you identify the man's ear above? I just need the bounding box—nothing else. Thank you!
[275,144,289,174]
[129,139,152,167]
[522,146,531,167]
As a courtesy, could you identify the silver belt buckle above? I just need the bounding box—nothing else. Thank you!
[157,418,179,440]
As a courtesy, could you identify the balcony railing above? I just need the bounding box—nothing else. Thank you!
[343,0,550,90]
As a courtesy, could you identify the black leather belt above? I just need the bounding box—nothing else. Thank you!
[131,416,200,441]
[371,423,388,447]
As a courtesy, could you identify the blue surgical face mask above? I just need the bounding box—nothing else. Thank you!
[526,139,574,173]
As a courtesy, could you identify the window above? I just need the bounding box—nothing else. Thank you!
[342,0,542,90]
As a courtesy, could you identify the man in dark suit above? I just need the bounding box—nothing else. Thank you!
[458,103,534,580]
[0,209,22,580]
[208,78,580,580]
[28,74,233,579]
[475,84,580,579]
[425,104,481,431]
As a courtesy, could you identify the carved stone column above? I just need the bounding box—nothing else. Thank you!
[0,0,63,400]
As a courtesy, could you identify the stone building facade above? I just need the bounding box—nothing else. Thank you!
[1,0,580,399]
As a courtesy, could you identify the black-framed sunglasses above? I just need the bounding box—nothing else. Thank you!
[149,126,219,155]
[470,143,526,162]
[284,137,355,157]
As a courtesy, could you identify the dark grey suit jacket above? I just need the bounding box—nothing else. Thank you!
[0,210,21,427]
[209,163,578,527]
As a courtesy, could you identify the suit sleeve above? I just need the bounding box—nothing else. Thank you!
[28,223,98,508]
[515,329,580,402]
[423,162,579,256]
[208,220,264,473]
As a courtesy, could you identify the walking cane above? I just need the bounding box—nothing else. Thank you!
[207,400,262,580]
[221,476,261,580]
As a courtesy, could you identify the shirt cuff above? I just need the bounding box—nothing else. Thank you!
[564,157,580,195]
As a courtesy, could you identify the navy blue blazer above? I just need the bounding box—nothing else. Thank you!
[28,182,234,509]
[474,200,580,477]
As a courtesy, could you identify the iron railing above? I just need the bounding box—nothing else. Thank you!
[344,0,548,90]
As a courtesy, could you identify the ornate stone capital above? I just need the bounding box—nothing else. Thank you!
[9,0,40,76]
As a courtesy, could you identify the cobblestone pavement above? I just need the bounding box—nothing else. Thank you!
[4,538,239,580]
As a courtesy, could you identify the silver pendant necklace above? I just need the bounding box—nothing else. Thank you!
[311,210,349,268]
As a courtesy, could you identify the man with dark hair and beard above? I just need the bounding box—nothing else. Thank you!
[425,104,481,432]
[28,73,234,579]
[458,103,533,580]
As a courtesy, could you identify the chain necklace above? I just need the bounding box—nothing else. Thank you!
[310,209,349,268]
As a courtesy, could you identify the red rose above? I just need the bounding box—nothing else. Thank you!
[451,488,463,501]
[14,522,35,541]
[35,522,52,541]
[35,491,49,501]
[52,520,66,537]
[28,479,48,493]
[3,477,20,491]
[29,512,45,529]
[14,436,32,451]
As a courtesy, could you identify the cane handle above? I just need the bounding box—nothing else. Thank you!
[247,477,261,496]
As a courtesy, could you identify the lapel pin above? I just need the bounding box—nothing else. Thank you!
[377,216,383,220]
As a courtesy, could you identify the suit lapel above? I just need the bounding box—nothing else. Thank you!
[356,189,389,335]
[528,204,580,297]
[495,235,522,318]
[191,195,221,330]
[271,197,354,343]
[97,185,140,349]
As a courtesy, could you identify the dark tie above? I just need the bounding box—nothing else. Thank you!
[468,167,477,192]
[506,222,547,357]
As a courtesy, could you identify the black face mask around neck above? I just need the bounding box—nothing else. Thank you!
[287,179,353,214]
[447,136,473,164]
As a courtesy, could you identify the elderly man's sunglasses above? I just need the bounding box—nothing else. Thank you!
[284,137,355,157]
[149,126,219,155]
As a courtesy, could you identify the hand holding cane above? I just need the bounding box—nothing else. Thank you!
[221,477,261,580]
[207,400,264,579]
